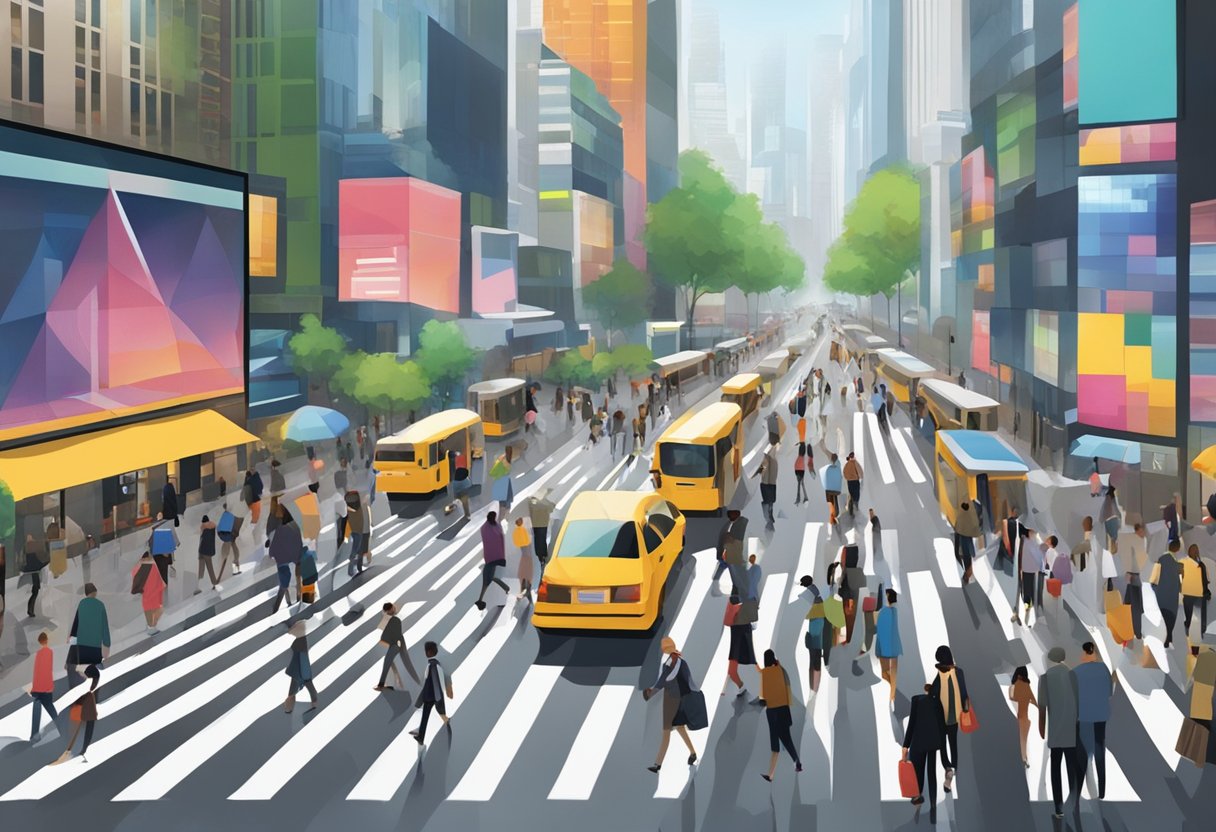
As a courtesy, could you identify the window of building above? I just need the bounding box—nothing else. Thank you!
[1033,239,1068,287]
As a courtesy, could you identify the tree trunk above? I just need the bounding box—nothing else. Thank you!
[685,287,705,350]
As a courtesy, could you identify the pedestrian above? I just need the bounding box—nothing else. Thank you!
[999,505,1022,569]
[823,454,843,528]
[1074,641,1114,799]
[716,510,748,593]
[29,631,59,743]
[131,551,166,634]
[554,385,564,415]
[801,578,826,694]
[724,593,760,702]
[345,491,369,577]
[767,409,785,447]
[929,645,970,793]
[903,683,947,824]
[1151,539,1184,648]
[267,504,302,613]
[475,511,511,611]
[334,458,349,494]
[161,477,180,528]
[1047,535,1073,604]
[610,409,627,460]
[21,533,45,618]
[759,650,802,781]
[410,641,454,744]
[216,507,244,581]
[528,490,556,567]
[1074,516,1094,572]
[1089,457,1102,498]
[345,439,354,468]
[490,447,515,515]
[68,583,109,686]
[196,514,220,593]
[284,620,319,713]
[644,637,699,772]
[753,443,780,530]
[146,512,179,585]
[243,468,264,526]
[793,443,809,503]
[374,602,421,693]
[1164,492,1182,546]
[839,544,864,644]
[1187,639,1216,766]
[871,385,886,429]
[746,553,763,603]
[1183,543,1211,641]
[796,415,807,447]
[823,565,846,666]
[51,664,100,766]
[876,588,902,703]
[1101,486,1121,552]
[1039,646,1082,819]
[270,458,286,495]
[514,517,534,602]
[1008,666,1037,768]
[952,502,980,584]
[1122,523,1149,640]
[1018,526,1043,624]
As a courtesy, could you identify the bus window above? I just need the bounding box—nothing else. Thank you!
[375,446,414,463]
[966,411,981,430]
[715,436,733,460]
[938,454,966,510]
[660,444,715,478]
[428,444,440,467]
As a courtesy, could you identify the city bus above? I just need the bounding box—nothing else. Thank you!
[920,378,1000,432]
[466,378,526,437]
[875,348,938,405]
[720,373,763,421]
[374,409,484,500]
[934,429,1028,527]
[652,402,744,514]
[756,349,791,381]
[652,350,712,399]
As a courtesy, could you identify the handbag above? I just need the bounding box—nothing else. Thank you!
[959,706,979,734]
[489,457,509,479]
[70,704,83,722]
[737,598,760,625]
[1047,578,1063,598]
[1176,717,1210,766]
[898,759,920,798]
[131,563,152,595]
[677,689,708,730]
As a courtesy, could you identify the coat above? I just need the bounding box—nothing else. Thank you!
[954,506,981,538]
[268,521,303,566]
[875,606,902,658]
[481,520,506,565]
[529,497,555,528]
[71,596,111,649]
[134,560,166,612]
[1038,663,1080,748]
[270,467,287,494]
[286,636,313,682]
[823,462,843,493]
[903,693,946,754]
[161,483,179,520]
[492,472,515,503]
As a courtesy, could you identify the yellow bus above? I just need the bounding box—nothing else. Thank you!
[875,348,937,404]
[652,402,743,514]
[375,409,484,500]
[920,378,1000,432]
[467,378,526,437]
[934,429,1028,526]
[720,373,763,421]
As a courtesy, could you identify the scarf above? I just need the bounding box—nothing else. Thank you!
[937,667,963,722]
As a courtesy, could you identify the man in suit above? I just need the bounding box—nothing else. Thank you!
[903,683,947,824]
[409,641,454,744]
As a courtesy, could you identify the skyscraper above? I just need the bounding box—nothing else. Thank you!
[808,35,846,287]
[685,4,744,189]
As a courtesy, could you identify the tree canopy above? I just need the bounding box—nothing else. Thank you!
[582,259,653,348]
[413,320,480,407]
[288,314,346,401]
[823,166,921,298]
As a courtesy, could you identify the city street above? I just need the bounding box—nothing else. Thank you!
[0,322,1212,832]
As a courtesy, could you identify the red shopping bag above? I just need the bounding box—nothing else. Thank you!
[899,759,919,798]
[960,706,979,734]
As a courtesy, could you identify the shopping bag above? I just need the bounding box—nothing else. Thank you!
[898,759,920,798]
[960,707,979,734]
[70,704,82,722]
[489,457,509,479]
[1047,578,1063,598]
[677,689,708,730]
[1104,588,1124,614]
[1107,602,1134,645]
[49,542,68,578]
[217,511,236,541]
[151,527,175,556]
[1176,717,1210,766]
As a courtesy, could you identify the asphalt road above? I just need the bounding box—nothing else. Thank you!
[0,318,1213,832]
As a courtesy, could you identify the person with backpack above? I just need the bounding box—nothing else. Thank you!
[51,664,100,766]
[823,454,843,528]
[146,513,179,586]
[876,588,902,703]
[759,650,802,781]
[410,641,455,744]
[644,637,700,773]
[161,478,180,528]
[903,684,947,823]
[823,565,847,666]
[215,509,244,581]
[131,551,166,634]
[196,515,220,593]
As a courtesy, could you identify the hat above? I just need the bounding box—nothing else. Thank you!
[1047,646,1066,664]
[660,637,678,655]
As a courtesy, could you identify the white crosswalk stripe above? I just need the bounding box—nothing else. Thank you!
[853,412,866,470]
[871,661,905,801]
[547,685,634,800]
[906,571,950,684]
[891,427,927,483]
[788,523,823,602]
[865,412,895,484]
[933,538,963,589]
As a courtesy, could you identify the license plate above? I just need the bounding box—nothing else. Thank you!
[577,589,607,604]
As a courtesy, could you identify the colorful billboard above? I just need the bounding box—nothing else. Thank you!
[338,177,460,313]
[1078,0,1177,126]
[472,227,519,315]
[0,123,246,444]
[1191,200,1216,424]
[249,194,278,277]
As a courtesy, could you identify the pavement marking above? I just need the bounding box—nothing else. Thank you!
[752,573,789,654]
[906,571,951,682]
[555,474,591,510]
[596,455,631,490]
[883,529,902,594]
[865,412,895,485]
[969,553,1018,643]
[447,664,565,801]
[664,549,717,652]
[439,607,483,654]
[871,662,905,801]
[891,427,927,484]
[654,629,730,799]
[788,523,824,602]
[1115,667,1183,770]
[852,412,866,470]
[347,615,516,801]
[933,538,963,589]
[806,673,837,802]
[547,684,635,800]
[557,466,581,486]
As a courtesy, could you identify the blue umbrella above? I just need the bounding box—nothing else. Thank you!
[1068,434,1140,465]
[281,406,350,443]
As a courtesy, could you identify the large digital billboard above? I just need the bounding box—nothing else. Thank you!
[0,123,246,444]
[472,227,519,315]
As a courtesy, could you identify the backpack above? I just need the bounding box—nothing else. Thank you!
[217,511,239,542]
[298,548,319,585]
[804,617,825,650]
[150,527,175,556]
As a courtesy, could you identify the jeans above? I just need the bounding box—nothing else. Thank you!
[1162,605,1179,646]
[712,558,729,582]
[908,746,938,820]
[477,561,510,603]
[272,564,293,611]
[534,527,549,565]
[30,692,58,738]
[417,698,447,742]
[1049,746,1081,813]
[846,480,861,512]
[348,532,367,576]
[765,706,800,763]
[379,645,416,688]
[1184,596,1208,635]
[26,571,40,617]
[288,678,318,701]
[1078,721,1107,798]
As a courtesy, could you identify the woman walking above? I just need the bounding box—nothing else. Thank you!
[645,637,699,772]
[1008,665,1036,768]
[284,620,319,713]
[759,650,802,781]
[513,517,534,602]
[1101,486,1121,552]
[196,514,220,593]
[52,665,100,765]
[724,594,759,702]
[132,551,166,634]
[491,447,515,515]
[875,588,902,703]
[793,443,810,505]
[929,645,970,793]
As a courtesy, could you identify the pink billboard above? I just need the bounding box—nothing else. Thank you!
[338,177,461,313]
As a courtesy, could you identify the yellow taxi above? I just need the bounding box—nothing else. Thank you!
[532,491,686,632]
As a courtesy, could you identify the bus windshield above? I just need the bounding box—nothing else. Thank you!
[375,445,415,463]
[659,443,715,478]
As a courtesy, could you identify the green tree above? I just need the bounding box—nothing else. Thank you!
[609,344,654,379]
[645,150,748,348]
[823,166,921,303]
[349,353,431,432]
[413,320,480,408]
[545,351,602,390]
[288,314,347,404]
[582,260,653,348]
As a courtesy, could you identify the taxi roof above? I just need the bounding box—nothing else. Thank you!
[565,490,654,521]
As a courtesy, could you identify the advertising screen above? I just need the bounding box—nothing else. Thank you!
[472,227,519,315]
[0,124,246,443]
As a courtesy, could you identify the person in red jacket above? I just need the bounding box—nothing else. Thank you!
[29,631,58,742]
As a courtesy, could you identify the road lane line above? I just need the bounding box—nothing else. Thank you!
[891,427,927,484]
[933,538,963,589]
[664,549,717,651]
[872,666,905,801]
[789,523,824,601]
[547,685,634,800]
[752,574,789,653]
[853,412,866,470]
[439,607,483,653]
[883,529,902,594]
[865,412,894,484]
[555,475,591,510]
[906,571,950,682]
[557,466,580,486]
[447,664,565,801]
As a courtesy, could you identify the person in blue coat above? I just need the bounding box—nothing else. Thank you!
[876,588,902,704]
[822,454,843,527]
[284,620,317,713]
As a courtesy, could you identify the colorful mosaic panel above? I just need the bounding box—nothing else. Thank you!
[1063,4,1079,111]
[1191,200,1216,423]
[1078,0,1177,125]
[249,194,278,278]
[1079,123,1176,167]
[1032,311,1060,387]
[996,91,1036,191]
[971,310,992,374]
[951,147,995,258]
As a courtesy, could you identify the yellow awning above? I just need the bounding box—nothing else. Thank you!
[0,410,258,500]
[1193,444,1216,479]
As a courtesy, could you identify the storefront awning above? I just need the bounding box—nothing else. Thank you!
[0,410,258,501]
[1069,434,1141,466]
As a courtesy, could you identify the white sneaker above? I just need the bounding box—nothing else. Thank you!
[214,584,223,592]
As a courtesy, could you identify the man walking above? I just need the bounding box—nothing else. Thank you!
[753,444,780,530]
[823,454,843,528]
[953,502,981,585]
[409,641,454,744]
[1039,646,1081,819]
[1151,539,1184,648]
[475,511,511,611]
[1073,641,1114,799]
[609,409,627,461]
[528,490,556,567]
[843,452,863,517]
[374,602,421,693]
[29,631,58,742]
